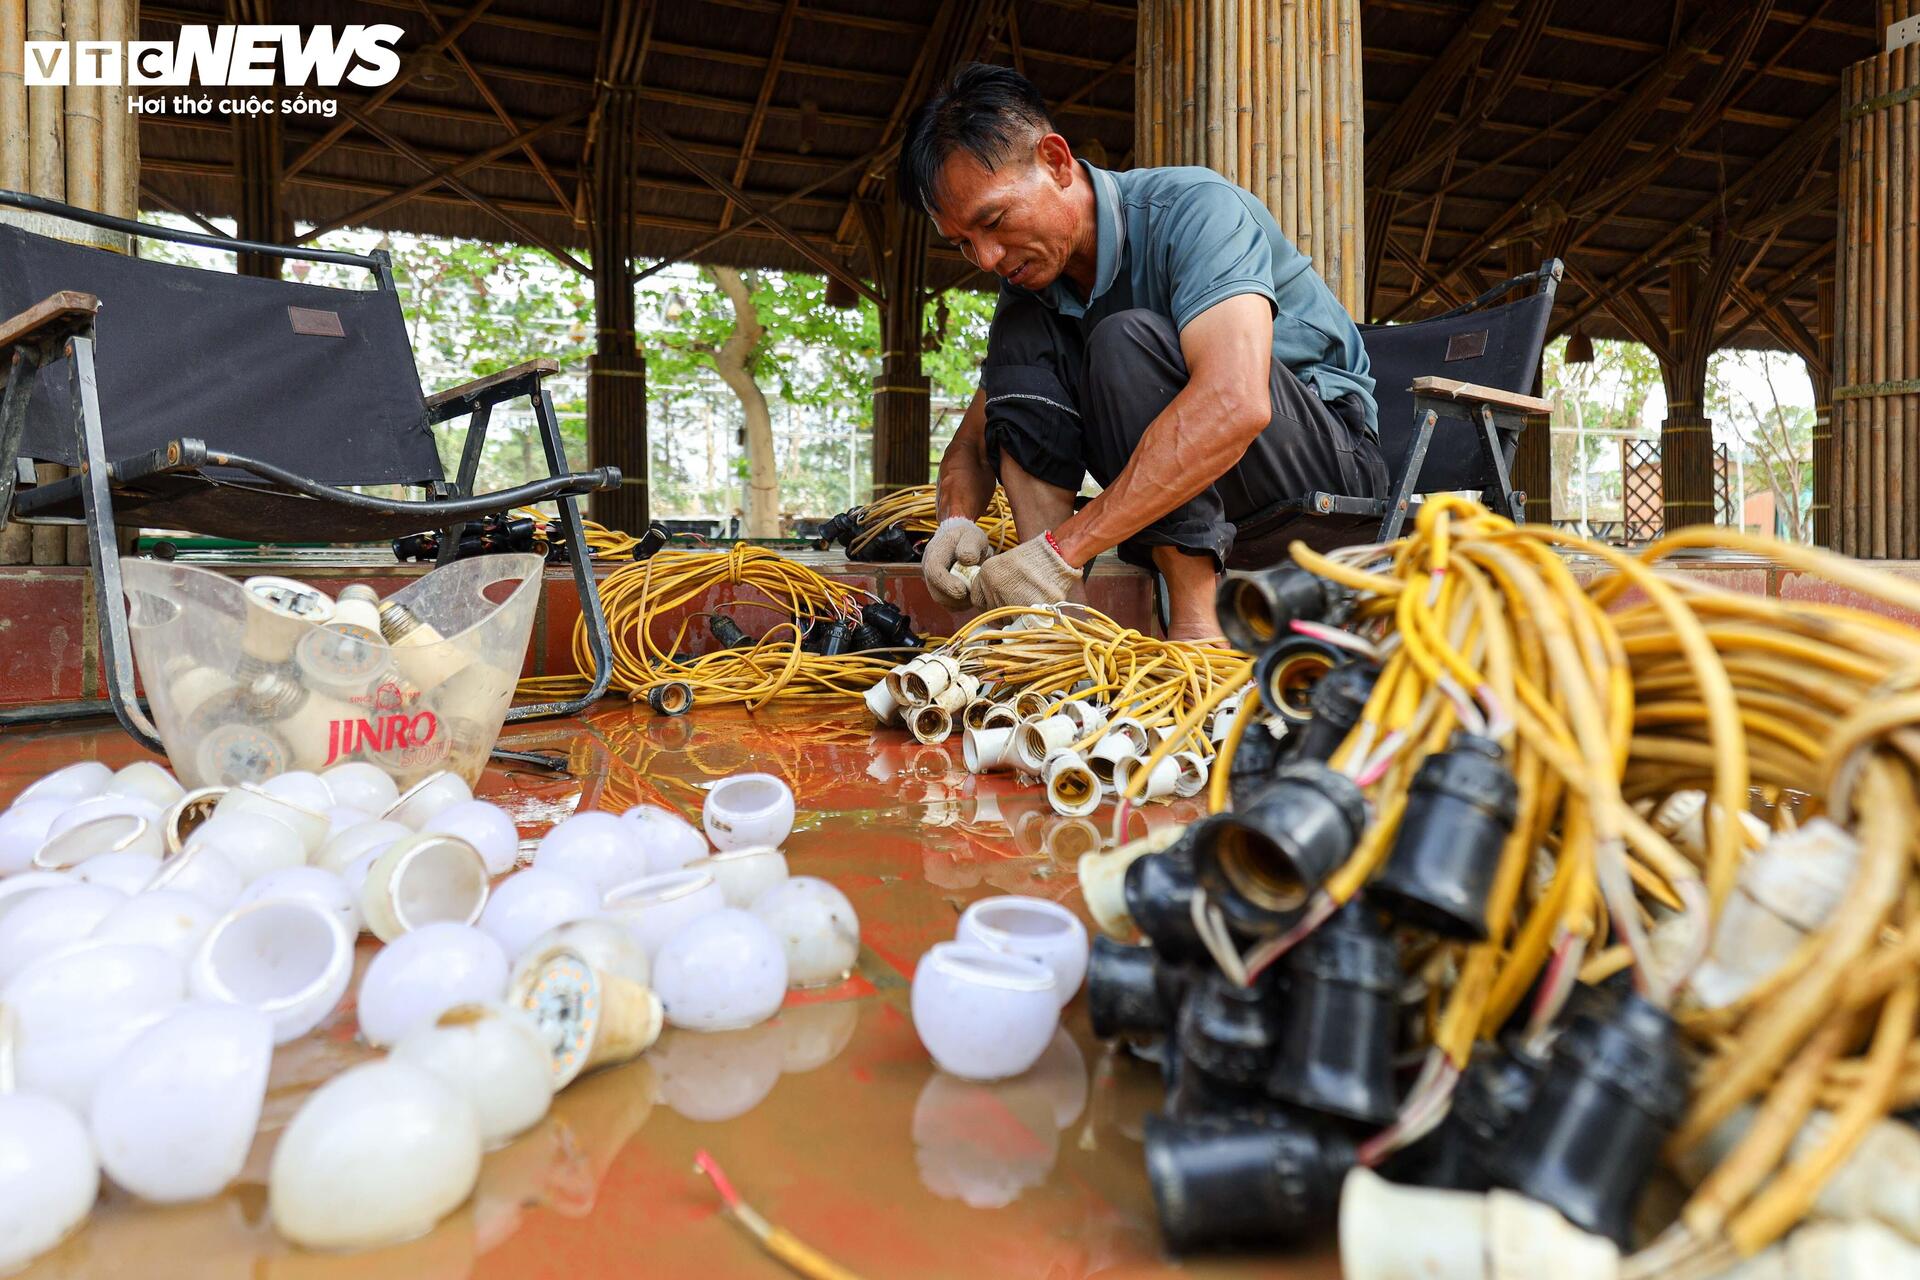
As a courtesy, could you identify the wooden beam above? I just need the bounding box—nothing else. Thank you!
[137,181,232,239]
[631,115,881,304]
[408,0,570,211]
[1363,0,1874,51]
[1713,240,1832,345]
[283,0,497,180]
[293,106,587,244]
[719,0,801,234]
[633,141,895,285]
[341,103,589,273]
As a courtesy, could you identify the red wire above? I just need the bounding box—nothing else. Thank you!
[693,1148,745,1211]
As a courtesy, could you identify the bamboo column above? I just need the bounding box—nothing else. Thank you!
[1133,0,1365,314]
[1833,19,1919,558]
[872,186,931,499]
[587,87,649,534]
[0,0,139,566]
[1660,253,1719,533]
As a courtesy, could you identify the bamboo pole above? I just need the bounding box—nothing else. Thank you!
[62,0,99,565]
[1843,61,1860,556]
[1871,50,1888,558]
[1889,41,1906,558]
[1896,46,1912,556]
[0,0,28,565]
[26,0,65,567]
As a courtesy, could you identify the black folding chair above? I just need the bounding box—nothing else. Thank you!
[1233,259,1561,563]
[0,189,617,752]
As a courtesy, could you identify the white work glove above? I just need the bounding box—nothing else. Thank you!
[968,533,1081,610]
[923,517,993,610]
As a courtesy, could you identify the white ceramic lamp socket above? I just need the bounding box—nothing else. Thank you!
[1171,751,1209,798]
[689,844,790,909]
[864,679,905,727]
[419,799,522,876]
[357,921,508,1047]
[1044,751,1103,819]
[269,1059,482,1252]
[751,876,861,988]
[619,804,710,873]
[702,773,796,852]
[1338,1168,1620,1280]
[1013,716,1078,774]
[478,867,602,960]
[359,833,491,942]
[911,942,1059,1081]
[603,869,728,961]
[899,654,962,705]
[1058,699,1108,740]
[963,726,1017,774]
[90,1002,272,1204]
[909,704,954,745]
[508,943,663,1088]
[384,770,474,830]
[190,898,353,1045]
[531,811,650,896]
[1113,754,1181,803]
[1088,733,1145,789]
[392,1003,554,1147]
[955,895,1089,1008]
[651,907,789,1031]
[1077,827,1181,940]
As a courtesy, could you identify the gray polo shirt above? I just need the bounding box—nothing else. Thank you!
[998,161,1377,435]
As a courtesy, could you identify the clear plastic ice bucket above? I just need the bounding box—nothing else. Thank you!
[121,554,543,789]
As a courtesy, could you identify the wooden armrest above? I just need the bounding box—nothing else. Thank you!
[1409,375,1552,416]
[423,357,561,411]
[0,290,99,351]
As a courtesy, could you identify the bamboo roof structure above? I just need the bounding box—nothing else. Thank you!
[134,0,1881,362]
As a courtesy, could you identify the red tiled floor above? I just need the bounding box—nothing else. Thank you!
[0,700,1337,1280]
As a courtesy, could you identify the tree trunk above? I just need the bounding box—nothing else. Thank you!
[707,266,779,538]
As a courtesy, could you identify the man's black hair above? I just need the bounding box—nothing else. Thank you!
[898,62,1056,215]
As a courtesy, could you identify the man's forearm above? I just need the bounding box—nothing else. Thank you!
[936,445,997,523]
[1051,379,1265,566]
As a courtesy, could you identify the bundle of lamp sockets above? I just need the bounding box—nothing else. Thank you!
[159,575,518,788]
[862,606,1249,818]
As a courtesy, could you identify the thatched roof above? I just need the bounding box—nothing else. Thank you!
[137,1,1876,360]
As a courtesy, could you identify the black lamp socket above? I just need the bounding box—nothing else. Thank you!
[1216,565,1342,654]
[1169,966,1287,1115]
[1253,635,1345,727]
[1390,1036,1550,1192]
[710,615,754,649]
[1086,934,1189,1040]
[1286,658,1379,764]
[1144,1111,1353,1253]
[1490,991,1691,1245]
[1266,899,1401,1125]
[1225,722,1289,810]
[1372,733,1520,940]
[1194,762,1370,937]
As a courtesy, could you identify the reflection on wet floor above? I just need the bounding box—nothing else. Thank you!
[0,702,1338,1279]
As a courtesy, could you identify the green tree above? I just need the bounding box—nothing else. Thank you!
[1542,335,1662,526]
[1708,349,1815,543]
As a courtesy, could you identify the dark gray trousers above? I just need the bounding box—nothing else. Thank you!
[980,295,1388,570]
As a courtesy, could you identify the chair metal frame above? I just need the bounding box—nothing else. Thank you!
[0,190,614,748]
